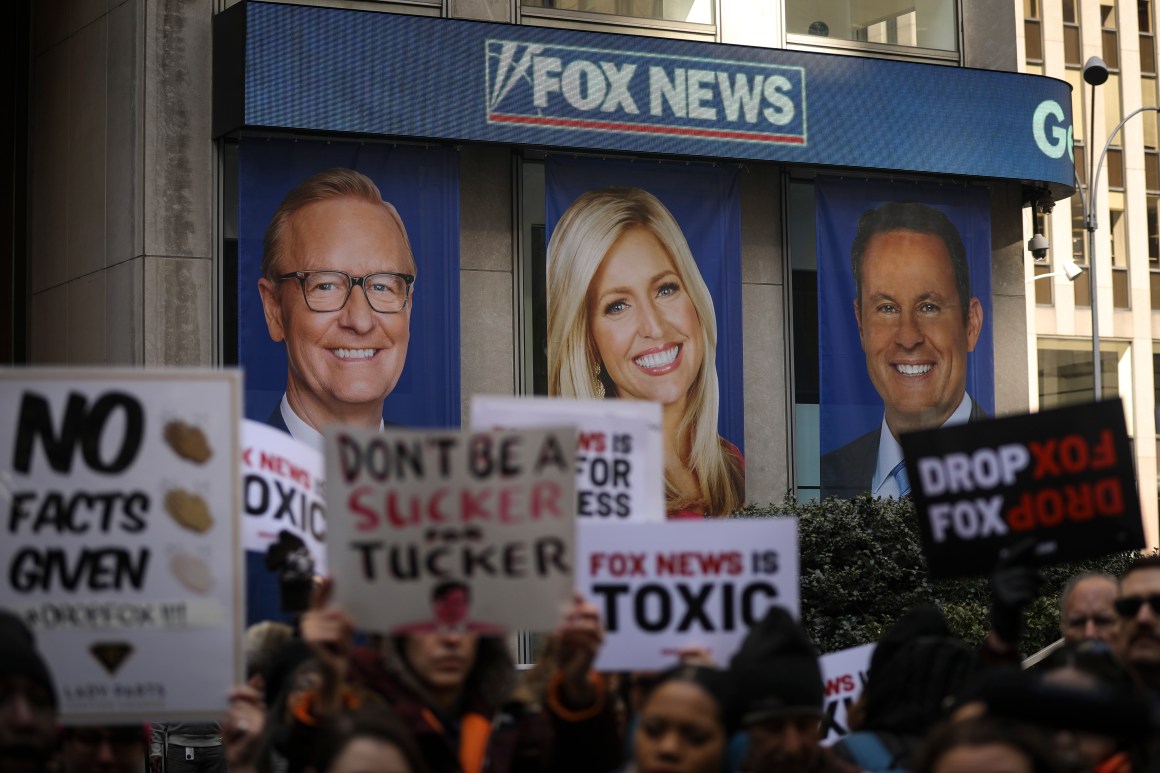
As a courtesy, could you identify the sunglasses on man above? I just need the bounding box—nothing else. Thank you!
[1113,594,1160,617]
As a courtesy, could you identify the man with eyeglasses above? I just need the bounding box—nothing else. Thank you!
[1116,555,1160,690]
[1059,572,1121,646]
[257,168,416,449]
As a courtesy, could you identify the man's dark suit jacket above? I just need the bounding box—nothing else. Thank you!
[819,398,988,500]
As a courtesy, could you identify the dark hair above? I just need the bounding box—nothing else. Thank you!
[433,580,469,602]
[915,717,1065,773]
[641,664,741,737]
[850,201,972,323]
[310,708,426,773]
[1121,554,1160,583]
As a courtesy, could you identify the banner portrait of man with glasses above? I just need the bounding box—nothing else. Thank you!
[257,167,418,449]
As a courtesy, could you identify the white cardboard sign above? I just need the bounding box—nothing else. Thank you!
[471,396,665,523]
[325,426,577,634]
[575,519,799,670]
[242,420,327,573]
[0,369,244,723]
[819,643,874,746]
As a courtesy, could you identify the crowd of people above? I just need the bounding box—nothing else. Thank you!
[5,552,1160,773]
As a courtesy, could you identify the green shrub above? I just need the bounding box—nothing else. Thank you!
[733,495,1143,655]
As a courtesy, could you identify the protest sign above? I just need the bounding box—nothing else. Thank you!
[325,426,577,633]
[471,395,664,522]
[819,643,874,745]
[575,519,798,670]
[242,420,327,572]
[902,400,1144,580]
[0,369,243,723]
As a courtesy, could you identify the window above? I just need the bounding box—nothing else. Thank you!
[1025,0,1044,63]
[1039,338,1131,415]
[1142,0,1156,72]
[522,0,713,25]
[785,0,958,53]
[789,181,820,502]
[1103,2,1121,69]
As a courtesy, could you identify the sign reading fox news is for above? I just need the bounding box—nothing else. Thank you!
[485,40,806,146]
[0,369,243,724]
[576,519,798,670]
[902,400,1143,580]
[471,395,665,522]
[325,426,577,634]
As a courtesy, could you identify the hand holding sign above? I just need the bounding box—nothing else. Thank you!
[553,592,605,710]
[300,577,354,713]
[988,539,1043,648]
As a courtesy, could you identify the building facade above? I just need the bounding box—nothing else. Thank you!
[9,1,1109,539]
[1017,0,1160,545]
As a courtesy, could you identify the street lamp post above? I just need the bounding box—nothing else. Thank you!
[1078,55,1160,400]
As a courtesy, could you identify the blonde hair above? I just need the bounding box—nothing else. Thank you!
[547,187,743,516]
[261,167,416,279]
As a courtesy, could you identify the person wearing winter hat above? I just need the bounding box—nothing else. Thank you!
[0,610,59,773]
[831,604,981,772]
[729,607,859,773]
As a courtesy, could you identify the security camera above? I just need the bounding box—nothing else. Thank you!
[1027,233,1050,261]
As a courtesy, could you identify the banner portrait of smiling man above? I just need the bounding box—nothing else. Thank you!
[816,178,994,501]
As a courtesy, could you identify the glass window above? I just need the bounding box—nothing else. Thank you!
[1064,0,1078,23]
[1106,146,1125,189]
[785,0,958,53]
[1150,194,1160,261]
[1033,263,1054,305]
[522,0,713,24]
[1146,150,1159,190]
[1026,19,1044,61]
[1144,78,1159,148]
[1039,338,1130,408]
[789,180,820,502]
[1141,0,1153,32]
[1066,25,1083,65]
[1144,34,1157,73]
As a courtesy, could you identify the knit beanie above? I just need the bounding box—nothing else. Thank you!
[0,610,57,709]
[729,606,823,724]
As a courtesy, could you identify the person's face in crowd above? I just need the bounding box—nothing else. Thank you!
[588,226,703,412]
[0,673,57,773]
[1061,577,1121,646]
[931,743,1033,773]
[634,680,727,773]
[59,726,145,773]
[1118,567,1160,673]
[744,714,823,773]
[325,737,413,773]
[1040,666,1119,770]
[433,588,470,627]
[259,197,413,427]
[855,230,983,437]
[403,632,478,702]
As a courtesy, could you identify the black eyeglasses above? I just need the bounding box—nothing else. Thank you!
[1113,594,1160,617]
[277,270,414,313]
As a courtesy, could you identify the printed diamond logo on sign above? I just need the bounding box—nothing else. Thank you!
[0,369,244,723]
[471,395,665,522]
[325,426,577,634]
[901,400,1144,579]
[575,518,798,670]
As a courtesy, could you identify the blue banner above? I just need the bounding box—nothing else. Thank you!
[545,157,744,516]
[219,2,1075,194]
[238,138,461,430]
[817,177,993,500]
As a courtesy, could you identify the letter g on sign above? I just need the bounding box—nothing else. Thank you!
[1033,100,1073,161]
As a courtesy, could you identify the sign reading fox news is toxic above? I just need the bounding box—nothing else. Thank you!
[485,40,806,146]
[325,426,577,634]
[0,370,244,724]
[576,519,798,670]
[902,400,1143,580]
[471,395,664,522]
[819,643,874,746]
[242,420,327,572]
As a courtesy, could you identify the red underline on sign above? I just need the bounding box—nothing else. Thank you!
[487,112,807,144]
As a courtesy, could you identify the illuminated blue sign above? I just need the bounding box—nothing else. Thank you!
[216,2,1074,194]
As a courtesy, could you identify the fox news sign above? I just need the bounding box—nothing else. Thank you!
[484,40,806,146]
[219,2,1074,191]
